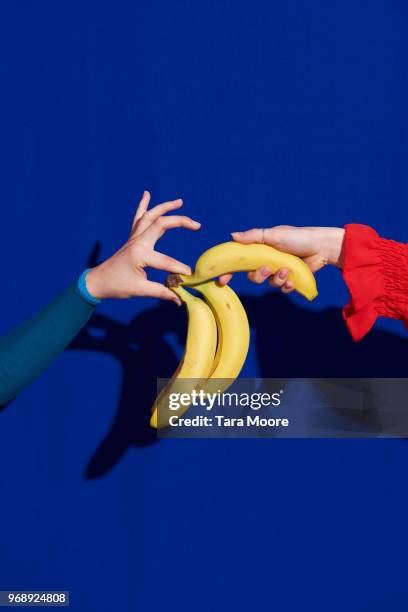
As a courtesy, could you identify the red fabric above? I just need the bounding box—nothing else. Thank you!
[342,224,408,341]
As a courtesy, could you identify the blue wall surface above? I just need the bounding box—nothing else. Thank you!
[1,1,408,610]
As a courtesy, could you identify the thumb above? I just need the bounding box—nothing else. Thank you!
[232,226,299,254]
[139,280,182,305]
[231,228,265,244]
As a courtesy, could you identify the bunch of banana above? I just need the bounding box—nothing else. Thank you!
[150,241,317,429]
[150,280,250,429]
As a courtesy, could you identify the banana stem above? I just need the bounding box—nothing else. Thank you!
[166,273,183,288]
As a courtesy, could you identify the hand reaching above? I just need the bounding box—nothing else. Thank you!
[86,191,200,305]
[219,226,344,293]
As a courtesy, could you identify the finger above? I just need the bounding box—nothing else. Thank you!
[218,273,233,286]
[231,228,264,244]
[132,191,151,229]
[133,199,184,237]
[281,280,294,294]
[145,250,192,276]
[137,279,182,305]
[247,266,272,284]
[268,268,289,288]
[144,199,183,222]
[232,226,295,249]
[139,215,201,247]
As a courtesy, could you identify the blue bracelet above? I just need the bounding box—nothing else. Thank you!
[77,269,102,306]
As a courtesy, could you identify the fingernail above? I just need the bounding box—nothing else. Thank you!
[192,220,201,228]
[261,266,271,276]
[278,269,287,279]
[231,232,240,238]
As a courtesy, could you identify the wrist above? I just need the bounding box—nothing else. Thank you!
[323,228,345,268]
[84,266,107,300]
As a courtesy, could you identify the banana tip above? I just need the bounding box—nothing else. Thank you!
[150,412,158,429]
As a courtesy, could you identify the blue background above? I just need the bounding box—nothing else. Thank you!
[1,1,408,610]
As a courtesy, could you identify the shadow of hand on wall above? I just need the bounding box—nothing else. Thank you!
[242,293,408,436]
[68,302,185,478]
[242,292,408,379]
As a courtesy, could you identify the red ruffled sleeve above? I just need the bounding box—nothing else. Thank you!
[342,224,408,341]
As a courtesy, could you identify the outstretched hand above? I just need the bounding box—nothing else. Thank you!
[219,226,344,293]
[86,191,200,305]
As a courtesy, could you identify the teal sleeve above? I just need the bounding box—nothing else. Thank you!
[0,282,95,406]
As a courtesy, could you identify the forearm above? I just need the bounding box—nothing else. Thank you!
[0,281,95,405]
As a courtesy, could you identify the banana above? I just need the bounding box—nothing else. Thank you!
[194,281,250,380]
[178,241,318,301]
[150,281,250,429]
[150,285,217,429]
